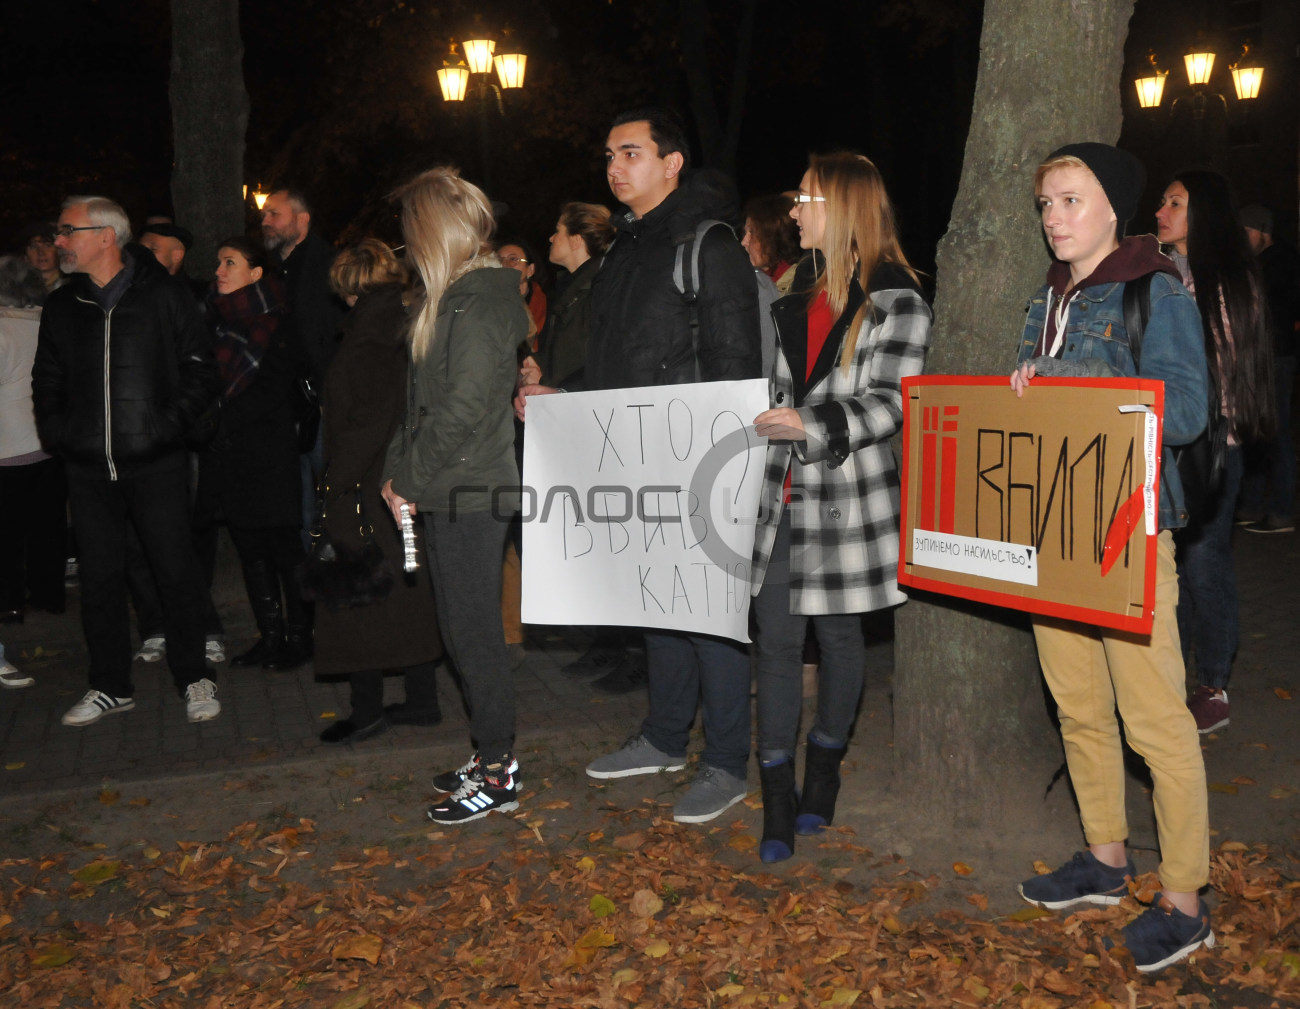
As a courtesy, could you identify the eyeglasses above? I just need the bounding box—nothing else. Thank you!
[53,224,109,238]
[791,194,826,204]
[500,253,530,266]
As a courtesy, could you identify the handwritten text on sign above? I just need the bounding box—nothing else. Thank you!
[521,379,769,642]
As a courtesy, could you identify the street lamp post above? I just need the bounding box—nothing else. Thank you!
[437,34,527,194]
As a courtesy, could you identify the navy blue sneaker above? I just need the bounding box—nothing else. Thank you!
[1106,897,1214,973]
[1018,850,1135,910]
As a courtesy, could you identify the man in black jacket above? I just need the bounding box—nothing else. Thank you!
[32,196,221,726]
[261,188,344,543]
[518,108,762,824]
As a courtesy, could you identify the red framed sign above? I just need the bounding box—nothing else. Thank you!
[899,375,1166,635]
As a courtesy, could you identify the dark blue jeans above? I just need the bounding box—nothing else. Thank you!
[753,514,866,762]
[1239,354,1296,519]
[641,630,751,780]
[1175,445,1244,690]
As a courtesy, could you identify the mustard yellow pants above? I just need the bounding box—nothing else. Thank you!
[1031,530,1209,893]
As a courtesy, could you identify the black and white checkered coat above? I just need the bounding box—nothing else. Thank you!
[750,262,931,615]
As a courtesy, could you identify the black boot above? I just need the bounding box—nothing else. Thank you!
[759,758,798,863]
[796,736,847,835]
[265,624,312,671]
[266,565,312,671]
[230,560,283,667]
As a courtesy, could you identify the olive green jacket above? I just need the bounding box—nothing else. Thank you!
[384,259,528,514]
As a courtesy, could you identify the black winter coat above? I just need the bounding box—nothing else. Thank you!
[540,256,599,388]
[313,285,443,676]
[279,231,345,387]
[193,287,303,529]
[585,172,762,391]
[31,247,217,480]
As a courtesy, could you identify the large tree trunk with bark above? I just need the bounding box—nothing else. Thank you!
[169,0,248,275]
[892,0,1136,831]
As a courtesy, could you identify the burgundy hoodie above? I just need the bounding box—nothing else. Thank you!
[1034,234,1180,358]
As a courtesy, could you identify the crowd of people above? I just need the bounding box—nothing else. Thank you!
[2,105,1298,974]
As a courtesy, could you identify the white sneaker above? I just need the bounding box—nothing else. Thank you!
[185,678,220,723]
[63,690,135,726]
[135,636,166,662]
[205,639,226,664]
[0,661,34,689]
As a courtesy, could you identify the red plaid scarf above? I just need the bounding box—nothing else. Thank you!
[206,274,287,399]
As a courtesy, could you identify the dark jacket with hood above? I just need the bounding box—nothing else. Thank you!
[31,245,217,480]
[585,171,761,391]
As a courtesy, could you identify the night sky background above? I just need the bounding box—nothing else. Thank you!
[5,0,1296,289]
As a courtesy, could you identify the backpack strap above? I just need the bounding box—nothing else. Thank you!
[1121,271,1154,370]
[673,219,733,382]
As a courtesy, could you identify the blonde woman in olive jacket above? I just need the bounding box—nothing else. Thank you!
[381,168,529,825]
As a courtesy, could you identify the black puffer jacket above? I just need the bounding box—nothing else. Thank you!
[31,246,217,480]
[585,171,761,391]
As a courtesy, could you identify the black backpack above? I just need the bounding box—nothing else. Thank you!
[1122,272,1227,524]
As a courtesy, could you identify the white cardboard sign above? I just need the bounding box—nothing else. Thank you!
[521,379,769,642]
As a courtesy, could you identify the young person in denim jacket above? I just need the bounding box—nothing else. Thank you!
[1009,143,1214,973]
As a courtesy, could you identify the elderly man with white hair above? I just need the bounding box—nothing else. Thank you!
[31,195,221,725]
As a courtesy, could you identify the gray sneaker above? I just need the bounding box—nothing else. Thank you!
[586,734,686,779]
[672,765,748,823]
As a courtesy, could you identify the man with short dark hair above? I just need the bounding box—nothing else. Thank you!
[518,107,762,824]
[32,196,221,725]
[262,188,343,552]
[1238,204,1300,533]
[261,188,343,387]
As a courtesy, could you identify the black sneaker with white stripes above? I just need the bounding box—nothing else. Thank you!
[432,752,521,793]
[427,756,520,824]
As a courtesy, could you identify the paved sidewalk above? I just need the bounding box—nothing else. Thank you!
[0,535,649,796]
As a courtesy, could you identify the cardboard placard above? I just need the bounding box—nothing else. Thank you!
[898,375,1165,634]
[521,379,769,643]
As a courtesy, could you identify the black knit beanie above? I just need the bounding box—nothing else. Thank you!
[1047,143,1145,239]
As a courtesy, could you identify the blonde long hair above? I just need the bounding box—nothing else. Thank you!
[806,153,918,371]
[390,167,495,361]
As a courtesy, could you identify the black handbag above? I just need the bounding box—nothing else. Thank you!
[1123,273,1228,524]
[296,479,395,610]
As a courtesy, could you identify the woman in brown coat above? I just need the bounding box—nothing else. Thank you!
[314,240,444,743]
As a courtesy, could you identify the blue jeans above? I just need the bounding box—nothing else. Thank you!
[1239,354,1296,519]
[753,514,866,761]
[641,630,751,780]
[1175,445,1244,689]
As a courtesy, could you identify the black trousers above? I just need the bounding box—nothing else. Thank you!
[68,466,209,697]
[0,457,67,613]
[125,521,224,639]
[423,510,515,759]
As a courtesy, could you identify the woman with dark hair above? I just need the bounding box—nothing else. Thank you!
[381,167,529,824]
[741,193,802,295]
[195,236,311,671]
[497,238,547,341]
[1155,168,1274,734]
[313,239,445,743]
[748,153,931,863]
[533,202,615,389]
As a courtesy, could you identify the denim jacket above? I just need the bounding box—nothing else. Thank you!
[1017,271,1208,529]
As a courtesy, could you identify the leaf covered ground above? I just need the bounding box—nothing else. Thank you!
[1,783,1296,1009]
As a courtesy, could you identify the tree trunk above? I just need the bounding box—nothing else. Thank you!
[678,0,754,175]
[892,0,1136,830]
[169,0,248,276]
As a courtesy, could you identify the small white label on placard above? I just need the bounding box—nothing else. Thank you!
[912,529,1038,586]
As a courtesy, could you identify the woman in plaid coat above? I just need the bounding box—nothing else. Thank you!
[750,153,931,863]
